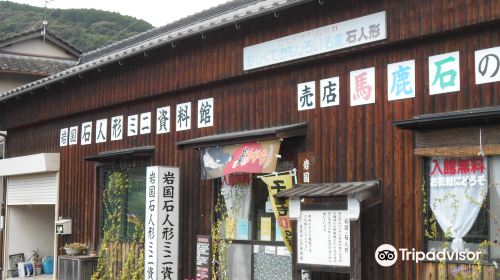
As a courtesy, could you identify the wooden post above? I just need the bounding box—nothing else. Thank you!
[350,217,362,280]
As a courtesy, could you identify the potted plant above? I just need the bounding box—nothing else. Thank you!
[64,242,88,256]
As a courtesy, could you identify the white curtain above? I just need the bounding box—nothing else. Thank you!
[430,158,488,251]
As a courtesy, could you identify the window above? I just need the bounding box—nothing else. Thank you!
[101,166,146,241]
[214,173,293,280]
[424,156,500,259]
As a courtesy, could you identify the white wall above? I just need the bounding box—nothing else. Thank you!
[0,73,41,94]
[6,205,55,269]
[1,38,74,59]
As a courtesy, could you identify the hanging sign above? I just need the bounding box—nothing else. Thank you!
[145,166,180,280]
[298,210,350,267]
[200,140,281,179]
[261,173,294,252]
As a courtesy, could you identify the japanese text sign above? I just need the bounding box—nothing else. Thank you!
[429,51,460,95]
[475,46,500,85]
[200,140,281,179]
[298,210,350,267]
[350,67,375,106]
[145,166,180,280]
[387,60,415,101]
[244,11,386,70]
[261,173,294,252]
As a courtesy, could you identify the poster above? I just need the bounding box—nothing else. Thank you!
[261,173,294,252]
[145,166,180,280]
[297,210,350,267]
[196,235,210,280]
[200,140,281,179]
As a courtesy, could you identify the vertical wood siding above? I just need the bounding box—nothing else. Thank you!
[1,0,499,279]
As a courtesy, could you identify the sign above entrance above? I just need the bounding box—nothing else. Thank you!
[243,11,387,70]
[200,140,281,179]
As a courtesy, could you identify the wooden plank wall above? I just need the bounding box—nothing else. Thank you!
[1,0,499,279]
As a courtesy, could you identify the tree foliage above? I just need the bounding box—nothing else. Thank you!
[0,1,153,52]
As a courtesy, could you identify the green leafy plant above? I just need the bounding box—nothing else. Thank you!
[65,242,88,253]
[91,171,144,280]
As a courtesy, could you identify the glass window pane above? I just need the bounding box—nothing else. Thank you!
[490,156,500,259]
[225,244,251,280]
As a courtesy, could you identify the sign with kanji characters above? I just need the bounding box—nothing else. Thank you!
[320,77,340,107]
[429,51,460,95]
[140,112,152,134]
[387,60,415,101]
[156,106,171,134]
[96,119,107,143]
[429,157,487,188]
[350,67,375,106]
[196,235,210,280]
[60,128,68,147]
[128,114,138,136]
[298,210,350,267]
[475,46,500,85]
[176,102,191,131]
[261,173,294,252]
[81,121,92,145]
[145,166,180,280]
[110,116,123,141]
[69,126,78,145]
[297,81,316,111]
[200,140,281,179]
[243,11,386,70]
[197,98,214,128]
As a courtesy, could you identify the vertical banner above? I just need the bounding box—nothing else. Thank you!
[145,166,180,280]
[261,173,294,252]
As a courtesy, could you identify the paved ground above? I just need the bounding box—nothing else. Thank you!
[7,275,54,280]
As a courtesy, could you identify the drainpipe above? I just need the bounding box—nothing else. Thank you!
[0,131,6,277]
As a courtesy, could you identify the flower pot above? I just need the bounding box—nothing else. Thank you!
[64,248,81,255]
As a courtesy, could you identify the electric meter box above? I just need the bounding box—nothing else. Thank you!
[55,219,72,235]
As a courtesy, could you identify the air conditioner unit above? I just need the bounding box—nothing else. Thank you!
[58,256,98,280]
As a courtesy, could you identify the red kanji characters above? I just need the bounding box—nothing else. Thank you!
[443,159,457,175]
[457,159,470,174]
[471,158,485,174]
[430,159,443,175]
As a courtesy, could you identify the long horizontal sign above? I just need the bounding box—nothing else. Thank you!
[243,11,386,70]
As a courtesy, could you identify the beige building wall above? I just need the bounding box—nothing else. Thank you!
[0,73,41,93]
[1,37,74,59]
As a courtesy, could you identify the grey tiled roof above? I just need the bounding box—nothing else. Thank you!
[0,53,77,75]
[0,0,311,102]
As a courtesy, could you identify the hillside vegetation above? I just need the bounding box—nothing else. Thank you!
[0,1,154,52]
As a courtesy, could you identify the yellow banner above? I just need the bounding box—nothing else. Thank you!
[261,173,293,252]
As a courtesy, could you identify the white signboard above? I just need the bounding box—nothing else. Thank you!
[60,128,68,147]
[350,67,375,106]
[128,114,138,136]
[475,46,500,85]
[387,60,415,101]
[298,210,350,267]
[297,81,316,111]
[69,126,78,145]
[145,166,180,280]
[197,98,214,128]
[429,51,460,95]
[244,11,386,70]
[81,121,92,145]
[96,119,107,143]
[176,102,191,131]
[110,116,123,141]
[320,77,340,107]
[140,112,152,134]
[156,106,171,134]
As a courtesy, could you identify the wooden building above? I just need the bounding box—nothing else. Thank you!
[0,0,499,279]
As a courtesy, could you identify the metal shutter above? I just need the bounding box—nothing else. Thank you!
[7,172,57,205]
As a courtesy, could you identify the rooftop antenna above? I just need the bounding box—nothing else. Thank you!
[42,0,53,42]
